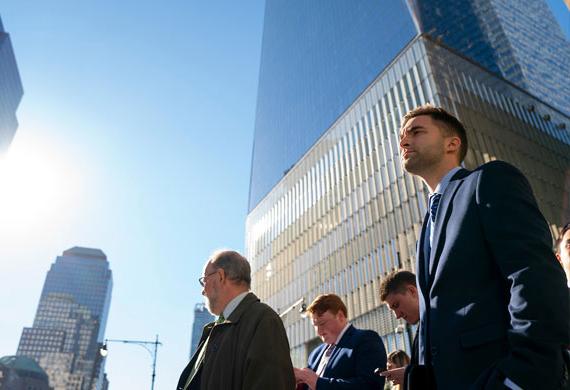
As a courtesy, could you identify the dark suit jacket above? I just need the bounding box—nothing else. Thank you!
[303,325,386,390]
[416,161,569,389]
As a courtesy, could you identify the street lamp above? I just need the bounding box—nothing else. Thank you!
[100,334,162,390]
[278,297,306,318]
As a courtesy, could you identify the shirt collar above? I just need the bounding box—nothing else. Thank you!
[221,291,249,320]
[433,166,462,195]
[334,323,351,345]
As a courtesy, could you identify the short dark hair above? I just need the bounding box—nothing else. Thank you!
[209,250,251,287]
[387,350,411,368]
[401,104,469,162]
[306,294,348,317]
[379,271,417,301]
[556,222,570,253]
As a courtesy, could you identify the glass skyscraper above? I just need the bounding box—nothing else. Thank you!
[0,15,23,153]
[246,0,570,366]
[17,247,113,390]
[409,0,570,115]
[249,0,570,211]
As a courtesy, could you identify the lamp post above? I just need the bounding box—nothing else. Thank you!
[100,334,162,390]
[278,297,306,318]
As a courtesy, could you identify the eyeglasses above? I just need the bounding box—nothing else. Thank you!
[198,270,219,287]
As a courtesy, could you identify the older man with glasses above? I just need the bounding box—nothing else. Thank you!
[177,249,295,390]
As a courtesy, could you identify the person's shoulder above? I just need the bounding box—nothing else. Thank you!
[474,160,529,189]
[475,160,523,177]
[247,294,280,318]
[352,326,382,340]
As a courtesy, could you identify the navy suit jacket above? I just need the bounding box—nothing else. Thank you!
[416,161,570,389]
[305,325,386,390]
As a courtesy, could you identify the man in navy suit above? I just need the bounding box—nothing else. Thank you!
[379,270,419,386]
[399,105,569,389]
[294,294,386,390]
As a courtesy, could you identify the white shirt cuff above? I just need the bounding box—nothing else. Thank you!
[504,377,523,390]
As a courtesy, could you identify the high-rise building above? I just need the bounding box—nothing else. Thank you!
[189,303,214,358]
[17,247,113,390]
[409,0,570,115]
[0,15,23,152]
[246,0,570,366]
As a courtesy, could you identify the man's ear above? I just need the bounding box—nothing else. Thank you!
[446,136,460,154]
[218,268,226,283]
[336,310,347,322]
[556,252,562,263]
[408,285,418,297]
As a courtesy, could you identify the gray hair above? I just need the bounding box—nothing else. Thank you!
[209,250,251,287]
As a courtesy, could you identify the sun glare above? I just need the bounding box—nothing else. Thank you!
[0,134,78,233]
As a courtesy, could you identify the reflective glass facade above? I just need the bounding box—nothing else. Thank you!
[409,0,570,115]
[249,0,570,212]
[246,36,570,366]
[17,247,112,390]
[249,0,418,210]
[17,293,102,390]
[0,16,23,152]
[40,247,113,342]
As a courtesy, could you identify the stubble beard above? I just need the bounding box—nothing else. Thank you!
[401,147,445,177]
[204,291,219,316]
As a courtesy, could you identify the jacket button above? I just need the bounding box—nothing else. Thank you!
[430,347,438,357]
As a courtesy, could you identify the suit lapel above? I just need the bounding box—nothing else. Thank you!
[309,344,327,371]
[323,325,354,375]
[428,169,468,285]
[418,212,430,297]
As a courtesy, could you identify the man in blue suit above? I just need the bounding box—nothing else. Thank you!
[399,105,569,389]
[294,294,386,390]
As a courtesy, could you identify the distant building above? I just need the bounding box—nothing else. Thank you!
[0,355,51,390]
[101,373,109,390]
[17,247,113,390]
[189,303,214,358]
[0,15,23,153]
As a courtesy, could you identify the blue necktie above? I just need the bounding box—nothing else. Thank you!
[429,193,442,223]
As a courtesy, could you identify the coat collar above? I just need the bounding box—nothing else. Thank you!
[225,292,259,324]
[335,324,355,347]
[315,324,355,369]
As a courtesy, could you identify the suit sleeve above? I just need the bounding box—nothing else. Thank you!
[477,161,570,388]
[242,310,296,390]
[316,331,386,390]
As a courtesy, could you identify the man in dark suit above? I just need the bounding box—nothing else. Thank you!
[378,270,419,386]
[294,294,386,390]
[399,105,569,389]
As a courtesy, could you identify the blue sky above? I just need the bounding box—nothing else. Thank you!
[0,1,265,388]
[0,1,568,389]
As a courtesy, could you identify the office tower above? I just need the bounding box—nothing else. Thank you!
[246,0,570,365]
[17,247,113,390]
[408,0,570,115]
[189,303,214,358]
[0,15,23,152]
[0,355,50,390]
